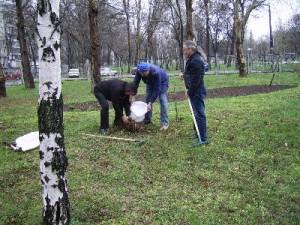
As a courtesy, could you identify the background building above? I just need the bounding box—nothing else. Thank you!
[0,0,21,69]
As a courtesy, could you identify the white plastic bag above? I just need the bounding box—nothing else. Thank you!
[11,131,40,152]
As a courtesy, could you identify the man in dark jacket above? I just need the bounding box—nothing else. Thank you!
[134,63,169,130]
[182,40,208,144]
[94,79,137,134]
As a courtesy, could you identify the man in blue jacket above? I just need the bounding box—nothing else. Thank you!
[134,63,169,130]
[181,40,208,145]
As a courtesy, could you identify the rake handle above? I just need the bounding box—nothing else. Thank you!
[187,96,202,143]
[82,133,144,143]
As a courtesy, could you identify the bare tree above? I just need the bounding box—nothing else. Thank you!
[166,0,184,71]
[233,0,246,76]
[203,0,211,66]
[122,0,132,72]
[268,3,274,53]
[36,0,70,224]
[134,0,142,65]
[185,0,194,40]
[15,0,35,88]
[225,17,235,67]
[232,0,266,77]
[209,1,231,67]
[88,0,101,86]
[144,0,165,62]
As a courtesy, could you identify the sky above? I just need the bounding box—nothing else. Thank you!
[247,0,300,40]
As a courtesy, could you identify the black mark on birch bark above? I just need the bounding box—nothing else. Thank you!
[42,47,56,62]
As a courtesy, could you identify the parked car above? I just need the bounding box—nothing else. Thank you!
[68,68,80,78]
[100,67,118,76]
[5,70,22,81]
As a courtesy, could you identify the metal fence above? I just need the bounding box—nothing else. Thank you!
[4,53,300,86]
[206,53,300,75]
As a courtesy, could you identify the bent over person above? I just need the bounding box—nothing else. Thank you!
[134,63,169,131]
[94,79,137,135]
[182,40,208,145]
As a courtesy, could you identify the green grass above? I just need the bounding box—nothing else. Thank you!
[1,72,300,224]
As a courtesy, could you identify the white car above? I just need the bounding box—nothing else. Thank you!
[100,67,118,76]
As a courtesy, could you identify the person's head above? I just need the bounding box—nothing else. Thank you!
[183,40,197,58]
[131,67,137,76]
[137,63,150,78]
[124,82,137,96]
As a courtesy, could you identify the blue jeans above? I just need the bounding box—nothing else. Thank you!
[145,90,169,126]
[190,87,207,141]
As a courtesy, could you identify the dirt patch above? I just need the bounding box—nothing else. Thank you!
[64,85,295,112]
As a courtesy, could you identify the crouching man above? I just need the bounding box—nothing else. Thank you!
[94,79,137,135]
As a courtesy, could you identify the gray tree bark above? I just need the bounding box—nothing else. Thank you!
[15,0,35,88]
[134,0,142,65]
[204,0,211,67]
[185,0,195,40]
[234,1,246,77]
[123,0,132,73]
[88,0,101,88]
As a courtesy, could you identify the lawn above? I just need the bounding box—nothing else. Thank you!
[0,72,300,225]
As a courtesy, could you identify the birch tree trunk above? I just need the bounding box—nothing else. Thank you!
[88,0,101,89]
[15,0,35,89]
[0,63,6,98]
[37,0,70,224]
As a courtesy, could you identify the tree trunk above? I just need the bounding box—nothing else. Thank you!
[134,0,142,65]
[204,0,211,67]
[123,0,132,73]
[28,35,38,78]
[37,1,70,224]
[234,1,246,77]
[227,32,235,68]
[0,63,6,98]
[88,0,101,87]
[185,0,194,40]
[269,4,274,54]
[176,0,184,71]
[15,0,35,89]
[106,47,111,65]
[67,33,72,68]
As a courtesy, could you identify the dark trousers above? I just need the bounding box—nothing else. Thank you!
[190,87,207,141]
[94,88,109,129]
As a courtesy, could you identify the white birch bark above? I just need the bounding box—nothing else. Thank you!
[37,0,70,224]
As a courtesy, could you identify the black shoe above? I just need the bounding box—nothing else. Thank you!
[144,119,152,125]
[191,138,210,148]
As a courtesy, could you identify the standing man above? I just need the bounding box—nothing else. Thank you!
[181,40,208,144]
[134,63,169,131]
[94,79,137,135]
